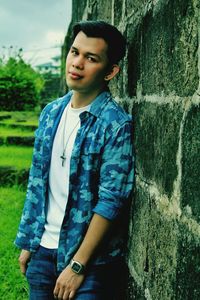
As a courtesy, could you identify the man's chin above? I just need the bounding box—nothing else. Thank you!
[66,81,78,90]
[66,82,84,93]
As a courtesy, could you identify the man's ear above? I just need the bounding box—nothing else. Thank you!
[104,64,120,81]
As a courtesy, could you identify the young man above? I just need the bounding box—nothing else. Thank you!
[15,21,134,300]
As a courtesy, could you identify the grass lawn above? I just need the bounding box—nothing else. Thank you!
[0,126,34,137]
[0,146,33,169]
[0,111,39,127]
[0,110,38,299]
[0,186,28,300]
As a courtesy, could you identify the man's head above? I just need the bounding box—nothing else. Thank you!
[66,21,126,97]
[72,21,126,66]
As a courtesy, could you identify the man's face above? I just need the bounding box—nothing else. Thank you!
[66,31,109,95]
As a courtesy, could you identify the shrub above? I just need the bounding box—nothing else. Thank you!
[0,55,44,111]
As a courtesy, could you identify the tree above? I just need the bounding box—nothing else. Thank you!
[0,50,44,111]
[40,71,61,108]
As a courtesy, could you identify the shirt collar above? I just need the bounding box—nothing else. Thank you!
[67,90,111,118]
[87,91,111,118]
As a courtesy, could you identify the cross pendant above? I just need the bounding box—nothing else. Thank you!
[60,153,66,167]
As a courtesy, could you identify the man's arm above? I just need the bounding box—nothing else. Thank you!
[53,213,112,300]
[54,120,134,299]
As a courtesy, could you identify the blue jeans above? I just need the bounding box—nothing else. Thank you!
[26,246,127,300]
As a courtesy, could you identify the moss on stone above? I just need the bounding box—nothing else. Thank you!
[132,102,183,197]
[182,104,200,222]
[175,222,200,299]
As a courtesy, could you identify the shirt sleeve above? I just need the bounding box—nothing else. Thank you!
[14,106,49,251]
[92,121,134,220]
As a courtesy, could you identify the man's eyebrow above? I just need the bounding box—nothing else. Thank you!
[71,46,78,51]
[71,46,101,59]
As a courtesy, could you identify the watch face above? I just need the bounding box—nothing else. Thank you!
[70,259,85,274]
[72,262,81,273]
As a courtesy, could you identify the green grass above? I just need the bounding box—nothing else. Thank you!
[0,110,37,299]
[0,186,28,300]
[0,146,33,169]
[0,111,39,127]
[0,126,34,137]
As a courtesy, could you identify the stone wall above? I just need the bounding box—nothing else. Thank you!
[63,0,200,299]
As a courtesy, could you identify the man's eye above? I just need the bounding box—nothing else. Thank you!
[87,56,96,62]
[71,50,78,55]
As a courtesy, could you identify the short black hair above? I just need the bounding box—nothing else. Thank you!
[72,20,126,65]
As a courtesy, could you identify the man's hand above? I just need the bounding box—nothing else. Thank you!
[53,266,85,300]
[18,249,31,275]
[53,213,112,299]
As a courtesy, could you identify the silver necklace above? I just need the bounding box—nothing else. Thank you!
[60,104,80,167]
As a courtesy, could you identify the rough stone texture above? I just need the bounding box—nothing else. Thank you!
[176,222,200,299]
[181,104,200,222]
[63,0,200,298]
[145,202,178,299]
[138,0,199,97]
[128,185,149,285]
[132,102,183,197]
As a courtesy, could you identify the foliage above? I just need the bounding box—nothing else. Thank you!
[40,72,61,108]
[0,186,28,299]
[0,51,44,111]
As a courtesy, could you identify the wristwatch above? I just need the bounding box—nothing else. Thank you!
[70,259,85,274]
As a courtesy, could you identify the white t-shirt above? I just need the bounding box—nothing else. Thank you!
[40,101,91,249]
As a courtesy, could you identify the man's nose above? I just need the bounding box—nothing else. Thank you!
[72,55,84,69]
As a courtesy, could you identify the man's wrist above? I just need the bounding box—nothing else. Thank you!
[70,259,85,274]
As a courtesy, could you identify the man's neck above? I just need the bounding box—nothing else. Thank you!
[71,89,104,108]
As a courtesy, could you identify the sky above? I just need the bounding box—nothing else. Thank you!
[0,0,72,66]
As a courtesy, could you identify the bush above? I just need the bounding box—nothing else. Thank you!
[0,56,44,111]
[40,72,61,108]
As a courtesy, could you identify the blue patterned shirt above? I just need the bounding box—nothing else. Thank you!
[15,91,134,272]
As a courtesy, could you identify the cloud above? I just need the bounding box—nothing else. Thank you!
[46,31,65,45]
[0,0,72,64]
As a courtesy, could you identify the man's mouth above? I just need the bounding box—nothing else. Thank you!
[69,72,83,80]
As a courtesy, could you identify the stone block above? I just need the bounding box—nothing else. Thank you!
[127,23,141,97]
[132,102,183,196]
[175,222,200,299]
[181,104,200,222]
[127,184,179,299]
[113,0,124,26]
[127,272,145,300]
[82,0,112,21]
[127,184,149,298]
[127,0,199,96]
[128,184,149,279]
[145,196,178,300]
[94,0,112,21]
[71,0,88,22]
